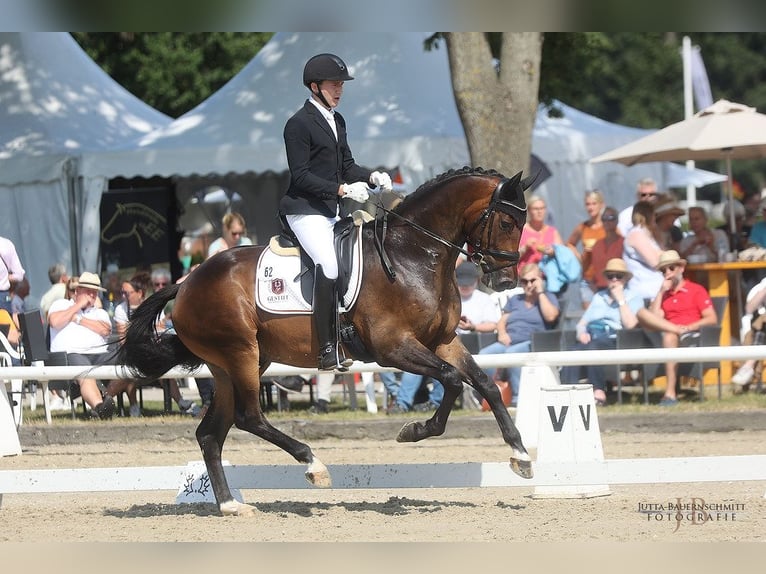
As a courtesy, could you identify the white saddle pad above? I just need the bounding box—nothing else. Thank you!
[255,226,365,315]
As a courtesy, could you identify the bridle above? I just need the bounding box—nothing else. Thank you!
[373,177,526,278]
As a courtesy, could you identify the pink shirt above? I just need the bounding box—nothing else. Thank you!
[519,224,559,266]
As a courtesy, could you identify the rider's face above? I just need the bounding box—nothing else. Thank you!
[314,80,344,108]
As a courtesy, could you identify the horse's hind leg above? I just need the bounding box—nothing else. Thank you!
[228,359,332,489]
[195,365,255,516]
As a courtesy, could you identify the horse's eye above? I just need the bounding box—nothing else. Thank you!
[499,219,513,231]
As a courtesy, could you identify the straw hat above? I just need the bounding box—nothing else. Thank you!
[654,201,685,219]
[603,258,632,281]
[655,250,686,270]
[77,271,107,292]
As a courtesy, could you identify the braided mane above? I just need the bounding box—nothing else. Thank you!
[393,166,506,214]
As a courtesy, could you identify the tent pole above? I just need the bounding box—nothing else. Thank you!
[65,159,81,277]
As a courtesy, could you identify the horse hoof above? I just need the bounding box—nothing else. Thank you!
[396,421,418,443]
[219,500,257,516]
[510,457,534,479]
[306,459,332,488]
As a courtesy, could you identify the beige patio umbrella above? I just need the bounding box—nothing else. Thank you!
[591,99,766,236]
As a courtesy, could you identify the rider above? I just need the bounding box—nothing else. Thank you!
[280,53,393,371]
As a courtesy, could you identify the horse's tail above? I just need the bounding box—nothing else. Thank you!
[114,283,204,381]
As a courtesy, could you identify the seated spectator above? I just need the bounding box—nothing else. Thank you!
[560,258,643,405]
[679,206,729,263]
[39,263,69,320]
[478,263,560,406]
[747,197,766,248]
[387,262,501,414]
[730,276,766,391]
[0,307,20,365]
[47,271,116,419]
[637,250,717,406]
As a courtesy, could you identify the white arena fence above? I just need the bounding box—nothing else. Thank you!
[2,344,766,381]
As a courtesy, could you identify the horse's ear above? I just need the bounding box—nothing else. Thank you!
[493,171,527,215]
[521,170,542,191]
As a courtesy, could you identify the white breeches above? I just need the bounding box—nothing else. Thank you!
[285,213,339,279]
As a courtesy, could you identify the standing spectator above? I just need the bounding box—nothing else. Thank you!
[560,258,643,405]
[0,235,25,314]
[637,251,717,406]
[717,199,750,253]
[653,199,685,252]
[518,195,564,267]
[679,206,729,263]
[207,212,253,258]
[567,190,606,309]
[40,263,69,320]
[48,272,116,419]
[617,178,660,237]
[623,201,664,304]
[478,263,560,406]
[386,262,501,414]
[587,207,625,303]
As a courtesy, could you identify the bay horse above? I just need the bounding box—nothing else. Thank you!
[116,166,533,516]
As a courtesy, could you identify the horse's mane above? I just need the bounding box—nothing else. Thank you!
[392,166,507,214]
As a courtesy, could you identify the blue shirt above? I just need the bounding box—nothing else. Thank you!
[578,286,644,337]
[503,292,560,343]
[749,221,766,248]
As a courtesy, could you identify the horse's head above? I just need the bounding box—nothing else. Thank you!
[465,170,531,291]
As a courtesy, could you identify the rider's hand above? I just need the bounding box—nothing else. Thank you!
[341,182,370,203]
[369,171,393,192]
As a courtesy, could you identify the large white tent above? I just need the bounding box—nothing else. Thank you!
[83,32,723,245]
[0,33,171,302]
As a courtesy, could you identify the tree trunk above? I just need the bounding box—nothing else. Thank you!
[445,33,542,178]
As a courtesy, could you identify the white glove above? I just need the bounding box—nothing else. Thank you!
[369,170,393,192]
[341,182,370,203]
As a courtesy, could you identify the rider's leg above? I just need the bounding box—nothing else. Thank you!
[314,265,351,371]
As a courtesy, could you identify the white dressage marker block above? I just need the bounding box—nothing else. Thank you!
[514,364,561,450]
[175,460,243,504]
[0,383,21,457]
[532,384,610,499]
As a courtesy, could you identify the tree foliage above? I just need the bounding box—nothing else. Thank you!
[72,33,273,118]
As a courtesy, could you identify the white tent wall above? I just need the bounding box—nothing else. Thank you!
[0,32,171,303]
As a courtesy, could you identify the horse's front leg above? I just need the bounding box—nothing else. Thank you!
[457,351,532,479]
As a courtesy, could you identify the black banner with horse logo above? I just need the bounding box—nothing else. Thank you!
[99,189,173,270]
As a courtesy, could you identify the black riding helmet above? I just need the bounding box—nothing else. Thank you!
[303,53,354,88]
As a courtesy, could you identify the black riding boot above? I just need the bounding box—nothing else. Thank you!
[314,265,351,371]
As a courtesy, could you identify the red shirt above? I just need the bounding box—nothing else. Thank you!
[661,280,713,326]
[590,236,625,289]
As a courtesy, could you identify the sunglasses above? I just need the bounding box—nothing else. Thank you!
[660,264,678,273]
[519,278,537,286]
[153,282,167,288]
[640,192,657,198]
[605,272,625,280]
[602,215,617,222]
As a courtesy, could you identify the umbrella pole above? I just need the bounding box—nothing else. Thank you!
[726,153,736,238]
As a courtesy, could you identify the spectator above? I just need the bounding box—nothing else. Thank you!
[730,276,766,391]
[478,263,560,406]
[100,263,121,312]
[40,263,69,320]
[518,195,563,267]
[679,206,729,263]
[0,307,20,365]
[567,190,606,309]
[623,201,664,304]
[747,197,766,248]
[9,276,29,326]
[0,235,25,315]
[386,262,501,414]
[47,271,116,419]
[150,267,172,293]
[653,198,685,252]
[637,250,717,406]
[618,178,661,237]
[207,212,253,258]
[560,258,643,405]
[587,207,625,304]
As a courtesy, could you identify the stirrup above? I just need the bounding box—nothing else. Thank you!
[318,343,350,372]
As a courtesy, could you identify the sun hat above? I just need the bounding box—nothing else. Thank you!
[655,250,687,270]
[77,271,107,292]
[456,262,480,286]
[654,201,685,219]
[602,258,632,281]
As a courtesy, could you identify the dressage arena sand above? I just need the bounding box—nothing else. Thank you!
[2,411,765,549]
